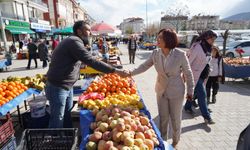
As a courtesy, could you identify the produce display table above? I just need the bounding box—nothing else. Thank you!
[224,63,250,78]
[78,76,173,150]
[80,66,102,75]
[79,109,173,150]
[0,88,40,116]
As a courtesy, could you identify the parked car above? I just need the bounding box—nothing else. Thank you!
[139,41,157,50]
[214,36,235,47]
[219,40,250,58]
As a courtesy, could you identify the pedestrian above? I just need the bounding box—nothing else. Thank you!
[51,36,59,51]
[26,38,38,69]
[184,30,218,124]
[128,35,137,64]
[18,40,23,51]
[206,46,224,104]
[45,20,129,128]
[128,29,194,148]
[9,43,16,53]
[98,37,109,62]
[38,39,49,68]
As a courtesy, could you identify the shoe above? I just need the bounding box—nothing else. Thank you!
[204,118,215,124]
[212,96,216,103]
[172,142,178,149]
[208,108,212,113]
[192,100,198,108]
[26,67,30,70]
[207,97,211,105]
[184,108,195,115]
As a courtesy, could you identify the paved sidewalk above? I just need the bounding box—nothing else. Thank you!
[118,44,250,150]
[1,44,250,150]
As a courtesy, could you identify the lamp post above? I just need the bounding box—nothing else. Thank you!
[145,0,148,39]
[0,11,8,52]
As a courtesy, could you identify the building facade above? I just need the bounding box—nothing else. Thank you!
[0,0,50,49]
[187,15,220,30]
[160,15,188,32]
[219,20,250,30]
[43,0,90,29]
[120,17,144,35]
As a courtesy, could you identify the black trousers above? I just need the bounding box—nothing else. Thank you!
[27,54,37,68]
[206,76,219,98]
[42,60,47,68]
[128,49,136,64]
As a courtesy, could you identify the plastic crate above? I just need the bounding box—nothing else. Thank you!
[0,115,14,145]
[0,136,16,150]
[18,128,78,150]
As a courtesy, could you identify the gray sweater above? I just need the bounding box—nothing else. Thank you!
[47,35,115,90]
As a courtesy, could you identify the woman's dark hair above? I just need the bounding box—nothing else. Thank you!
[73,20,89,35]
[197,30,218,41]
[158,28,178,49]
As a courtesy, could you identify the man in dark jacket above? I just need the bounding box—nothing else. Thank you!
[26,38,38,69]
[38,39,49,68]
[45,20,129,128]
[127,35,137,64]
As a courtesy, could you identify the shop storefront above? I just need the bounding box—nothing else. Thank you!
[30,20,51,39]
[3,19,35,52]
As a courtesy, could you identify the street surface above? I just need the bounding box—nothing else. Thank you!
[1,44,250,150]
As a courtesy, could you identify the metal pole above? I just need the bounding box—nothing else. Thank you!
[0,11,8,52]
[146,0,148,39]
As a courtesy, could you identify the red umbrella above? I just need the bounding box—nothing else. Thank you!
[91,22,116,34]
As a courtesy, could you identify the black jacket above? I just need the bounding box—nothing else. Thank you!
[47,35,115,90]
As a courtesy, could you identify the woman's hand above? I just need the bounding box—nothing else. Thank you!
[186,93,193,101]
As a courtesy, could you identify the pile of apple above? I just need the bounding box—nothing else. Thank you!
[86,105,159,150]
[224,57,250,66]
[80,93,144,110]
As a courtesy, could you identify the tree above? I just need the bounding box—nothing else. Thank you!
[161,2,190,32]
[146,22,160,40]
[125,26,133,35]
[221,29,229,57]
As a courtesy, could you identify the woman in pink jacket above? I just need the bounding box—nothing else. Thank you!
[129,29,194,148]
[184,30,218,124]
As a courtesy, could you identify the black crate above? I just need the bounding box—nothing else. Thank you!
[17,128,78,150]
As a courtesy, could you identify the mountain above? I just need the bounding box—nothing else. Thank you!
[223,12,250,21]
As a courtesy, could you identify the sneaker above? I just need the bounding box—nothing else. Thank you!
[184,108,195,115]
[192,100,199,108]
[204,118,215,124]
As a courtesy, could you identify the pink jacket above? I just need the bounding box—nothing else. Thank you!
[187,42,209,86]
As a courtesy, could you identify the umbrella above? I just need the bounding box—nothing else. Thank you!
[91,22,116,34]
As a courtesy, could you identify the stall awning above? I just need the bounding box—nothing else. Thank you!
[5,26,35,34]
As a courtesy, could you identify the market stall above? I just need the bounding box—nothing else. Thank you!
[77,73,173,150]
[223,57,250,79]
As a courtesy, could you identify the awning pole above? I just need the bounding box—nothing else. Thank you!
[0,11,8,52]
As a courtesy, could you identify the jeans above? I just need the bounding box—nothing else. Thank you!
[184,77,211,120]
[45,82,73,128]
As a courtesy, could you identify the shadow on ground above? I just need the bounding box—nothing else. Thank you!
[219,79,250,96]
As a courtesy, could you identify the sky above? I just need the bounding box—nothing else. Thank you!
[79,0,250,27]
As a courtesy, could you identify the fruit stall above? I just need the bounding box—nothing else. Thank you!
[223,58,250,79]
[0,75,46,149]
[77,73,173,150]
